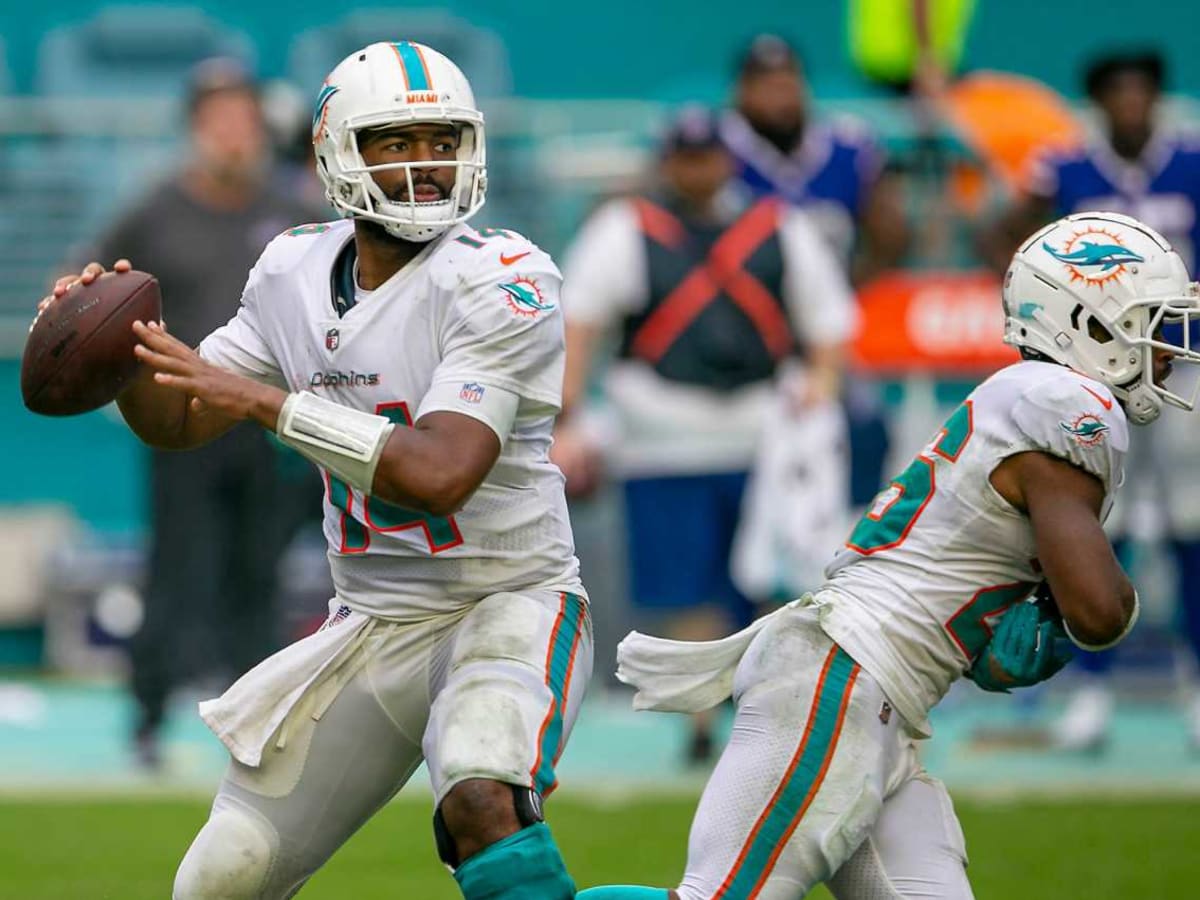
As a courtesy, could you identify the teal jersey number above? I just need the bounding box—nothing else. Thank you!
[848,402,973,554]
[326,402,463,554]
[844,400,1033,661]
[946,581,1037,661]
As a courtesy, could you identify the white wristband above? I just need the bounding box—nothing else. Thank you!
[276,392,394,494]
[1064,590,1140,651]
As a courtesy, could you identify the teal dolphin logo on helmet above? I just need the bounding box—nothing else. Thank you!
[1043,240,1145,271]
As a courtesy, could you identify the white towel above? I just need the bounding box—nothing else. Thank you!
[731,373,849,600]
[616,600,803,713]
[198,600,375,768]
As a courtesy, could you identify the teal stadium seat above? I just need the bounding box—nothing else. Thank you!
[34,6,254,99]
[286,10,510,98]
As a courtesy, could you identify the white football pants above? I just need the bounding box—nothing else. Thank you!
[675,605,971,900]
[173,589,592,899]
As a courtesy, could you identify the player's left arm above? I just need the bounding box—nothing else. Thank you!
[991,450,1138,649]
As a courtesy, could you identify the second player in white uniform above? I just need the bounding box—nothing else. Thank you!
[578,211,1200,900]
[53,41,590,900]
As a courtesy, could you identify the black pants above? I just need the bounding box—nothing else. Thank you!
[129,429,290,733]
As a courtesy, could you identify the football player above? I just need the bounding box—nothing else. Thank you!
[46,42,589,899]
[577,212,1200,899]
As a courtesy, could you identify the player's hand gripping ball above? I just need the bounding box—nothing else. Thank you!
[23,263,161,416]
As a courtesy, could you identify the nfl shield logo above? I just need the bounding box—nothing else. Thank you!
[325,328,339,351]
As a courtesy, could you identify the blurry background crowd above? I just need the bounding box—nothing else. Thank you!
[3,0,1200,781]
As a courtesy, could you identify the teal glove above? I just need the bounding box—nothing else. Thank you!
[967,599,1074,693]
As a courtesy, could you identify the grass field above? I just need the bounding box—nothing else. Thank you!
[0,791,1197,898]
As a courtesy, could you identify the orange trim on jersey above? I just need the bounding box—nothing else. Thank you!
[945,580,1030,658]
[846,457,938,555]
[931,399,975,463]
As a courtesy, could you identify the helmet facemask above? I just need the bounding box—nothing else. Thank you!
[319,109,487,243]
[1107,288,1200,423]
[1004,211,1200,425]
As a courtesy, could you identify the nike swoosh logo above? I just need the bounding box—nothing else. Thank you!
[500,251,530,266]
[1081,385,1114,410]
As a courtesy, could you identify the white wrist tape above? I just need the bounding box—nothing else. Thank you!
[1064,590,1140,651]
[276,392,394,494]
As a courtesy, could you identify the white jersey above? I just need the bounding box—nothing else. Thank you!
[199,219,585,620]
[817,361,1128,735]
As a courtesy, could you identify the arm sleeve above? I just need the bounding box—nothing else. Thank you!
[197,260,288,390]
[779,209,860,347]
[419,247,567,437]
[559,199,647,327]
[1008,374,1128,495]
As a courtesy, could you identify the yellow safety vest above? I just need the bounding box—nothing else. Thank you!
[849,0,976,84]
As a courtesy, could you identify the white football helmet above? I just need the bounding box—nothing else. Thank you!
[312,41,486,242]
[1003,211,1200,424]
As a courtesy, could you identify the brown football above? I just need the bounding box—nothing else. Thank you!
[21,270,162,416]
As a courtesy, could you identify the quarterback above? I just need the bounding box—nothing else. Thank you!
[48,43,589,899]
[579,212,1200,899]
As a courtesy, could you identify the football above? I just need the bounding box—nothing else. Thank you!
[21,270,162,416]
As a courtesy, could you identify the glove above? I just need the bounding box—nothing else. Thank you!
[967,599,1074,693]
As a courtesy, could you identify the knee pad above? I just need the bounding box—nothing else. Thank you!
[426,664,548,801]
[173,800,279,900]
[453,822,574,900]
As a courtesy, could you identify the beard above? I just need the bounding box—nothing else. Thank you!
[744,114,804,155]
[388,175,450,203]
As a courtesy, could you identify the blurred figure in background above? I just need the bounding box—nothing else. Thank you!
[719,34,906,512]
[986,49,1200,751]
[75,58,326,767]
[719,34,907,283]
[553,107,856,762]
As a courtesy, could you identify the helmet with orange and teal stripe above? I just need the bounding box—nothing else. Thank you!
[313,41,487,242]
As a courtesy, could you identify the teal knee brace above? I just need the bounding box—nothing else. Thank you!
[577,888,671,899]
[453,823,575,900]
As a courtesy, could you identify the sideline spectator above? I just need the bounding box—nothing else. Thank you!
[553,107,856,762]
[720,34,904,507]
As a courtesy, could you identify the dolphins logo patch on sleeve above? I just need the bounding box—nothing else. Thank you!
[500,277,556,318]
[1060,413,1110,446]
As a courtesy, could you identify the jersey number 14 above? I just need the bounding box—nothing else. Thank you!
[325,402,464,555]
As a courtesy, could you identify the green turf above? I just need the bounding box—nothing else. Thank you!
[0,792,1196,898]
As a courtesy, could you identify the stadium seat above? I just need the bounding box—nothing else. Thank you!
[286,9,511,97]
[34,6,255,99]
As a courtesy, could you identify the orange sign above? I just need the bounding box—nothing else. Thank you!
[852,270,1019,375]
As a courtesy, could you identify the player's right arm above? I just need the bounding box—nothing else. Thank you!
[45,258,280,449]
[40,260,239,449]
[990,450,1137,649]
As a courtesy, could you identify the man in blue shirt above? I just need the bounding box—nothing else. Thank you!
[719,34,909,284]
[720,35,906,508]
[990,50,1200,751]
